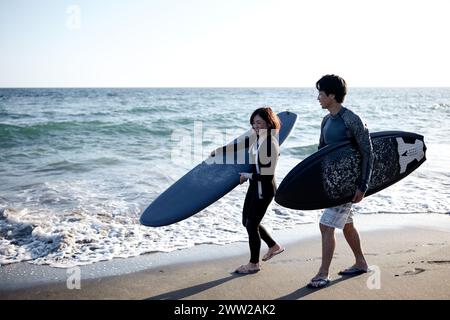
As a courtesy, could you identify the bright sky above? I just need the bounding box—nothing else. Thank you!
[1,0,449,87]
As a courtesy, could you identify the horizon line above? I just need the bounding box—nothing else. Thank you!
[1,86,449,89]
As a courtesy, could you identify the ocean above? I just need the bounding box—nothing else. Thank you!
[1,88,449,268]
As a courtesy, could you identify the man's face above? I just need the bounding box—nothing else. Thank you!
[317,90,335,109]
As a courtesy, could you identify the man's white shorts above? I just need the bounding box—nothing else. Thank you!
[320,203,353,229]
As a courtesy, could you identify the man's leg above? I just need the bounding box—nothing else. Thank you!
[313,223,336,279]
[343,222,368,270]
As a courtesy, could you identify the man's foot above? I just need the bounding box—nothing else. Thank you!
[262,244,285,262]
[234,263,260,274]
[307,277,331,289]
[338,264,369,276]
[308,270,330,288]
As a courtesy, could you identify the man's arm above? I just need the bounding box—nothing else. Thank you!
[345,112,374,194]
[318,116,328,150]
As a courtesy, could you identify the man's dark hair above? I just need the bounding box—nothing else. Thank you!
[316,74,347,103]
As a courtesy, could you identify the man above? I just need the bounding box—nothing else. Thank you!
[308,74,374,289]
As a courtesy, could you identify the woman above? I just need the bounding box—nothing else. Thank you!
[215,107,285,274]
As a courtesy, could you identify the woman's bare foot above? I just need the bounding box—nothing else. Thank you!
[262,244,285,261]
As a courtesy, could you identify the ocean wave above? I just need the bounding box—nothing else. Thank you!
[0,112,35,120]
[432,103,450,110]
[0,187,316,268]
[33,160,92,174]
[128,106,157,114]
[0,120,101,137]
[128,105,182,115]
[0,121,174,147]
[32,158,122,174]
[0,208,62,265]
[283,144,318,157]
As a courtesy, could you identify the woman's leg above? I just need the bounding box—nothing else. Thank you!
[245,218,262,263]
[244,196,273,263]
[258,225,276,248]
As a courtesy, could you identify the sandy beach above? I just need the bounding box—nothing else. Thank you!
[1,214,450,300]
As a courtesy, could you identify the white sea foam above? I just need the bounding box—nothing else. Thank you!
[0,185,317,268]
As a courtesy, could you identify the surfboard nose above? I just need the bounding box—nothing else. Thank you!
[139,214,151,227]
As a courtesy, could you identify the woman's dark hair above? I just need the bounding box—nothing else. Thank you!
[249,107,281,130]
[316,74,347,103]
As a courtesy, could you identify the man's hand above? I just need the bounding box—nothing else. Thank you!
[352,189,365,203]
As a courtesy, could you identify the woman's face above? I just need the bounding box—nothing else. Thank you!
[252,114,268,134]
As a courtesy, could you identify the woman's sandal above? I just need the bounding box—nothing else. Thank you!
[234,264,261,274]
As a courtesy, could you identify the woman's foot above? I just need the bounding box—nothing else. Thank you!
[234,262,260,274]
[262,244,285,261]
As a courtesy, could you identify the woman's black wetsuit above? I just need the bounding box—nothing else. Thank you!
[242,132,279,263]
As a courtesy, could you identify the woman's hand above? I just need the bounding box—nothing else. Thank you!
[239,172,252,184]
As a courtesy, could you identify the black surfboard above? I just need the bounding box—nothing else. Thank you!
[275,131,427,210]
